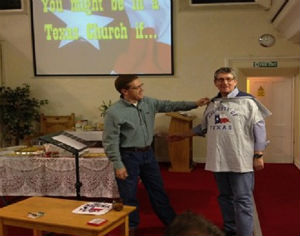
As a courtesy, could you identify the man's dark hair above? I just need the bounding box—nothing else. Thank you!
[214,67,237,81]
[165,211,224,236]
[114,75,138,93]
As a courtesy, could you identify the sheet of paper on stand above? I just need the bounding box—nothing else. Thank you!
[66,131,103,147]
[66,131,103,141]
[52,134,87,150]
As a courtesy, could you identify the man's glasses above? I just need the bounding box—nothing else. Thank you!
[215,77,235,83]
[128,83,144,90]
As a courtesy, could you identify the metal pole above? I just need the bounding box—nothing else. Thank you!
[74,152,82,199]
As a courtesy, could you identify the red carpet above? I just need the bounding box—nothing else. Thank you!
[136,164,222,236]
[1,163,299,236]
[136,163,300,236]
[254,163,300,236]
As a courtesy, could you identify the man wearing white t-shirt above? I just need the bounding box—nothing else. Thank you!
[169,67,271,236]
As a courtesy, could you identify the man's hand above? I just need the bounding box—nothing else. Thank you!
[115,167,128,180]
[196,97,210,107]
[253,157,264,171]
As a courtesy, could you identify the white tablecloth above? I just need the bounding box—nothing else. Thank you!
[0,155,119,198]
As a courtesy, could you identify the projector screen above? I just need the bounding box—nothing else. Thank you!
[30,0,173,76]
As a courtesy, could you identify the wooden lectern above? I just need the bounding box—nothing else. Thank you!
[167,112,195,172]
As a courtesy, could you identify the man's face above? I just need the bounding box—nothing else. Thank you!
[123,79,144,102]
[214,72,237,97]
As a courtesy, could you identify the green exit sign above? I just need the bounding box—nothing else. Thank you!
[253,61,278,68]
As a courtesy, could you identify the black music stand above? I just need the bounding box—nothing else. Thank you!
[39,131,93,199]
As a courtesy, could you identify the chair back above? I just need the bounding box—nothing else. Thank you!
[40,113,75,135]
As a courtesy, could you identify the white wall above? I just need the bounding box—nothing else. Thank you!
[0,0,299,162]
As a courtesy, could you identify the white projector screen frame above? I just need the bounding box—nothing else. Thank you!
[30,0,174,76]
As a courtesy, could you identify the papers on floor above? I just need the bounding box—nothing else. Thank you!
[72,202,112,215]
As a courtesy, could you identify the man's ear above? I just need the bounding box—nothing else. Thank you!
[121,88,128,96]
[233,80,238,87]
[214,80,218,87]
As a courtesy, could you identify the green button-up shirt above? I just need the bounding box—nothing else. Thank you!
[103,96,198,169]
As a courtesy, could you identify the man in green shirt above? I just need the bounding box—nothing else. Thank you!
[103,75,209,234]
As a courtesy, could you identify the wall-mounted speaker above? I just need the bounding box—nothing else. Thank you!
[0,0,22,10]
[0,0,26,14]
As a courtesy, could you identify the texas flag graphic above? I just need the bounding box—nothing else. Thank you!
[215,114,230,124]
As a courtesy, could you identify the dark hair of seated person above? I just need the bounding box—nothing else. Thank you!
[165,211,224,236]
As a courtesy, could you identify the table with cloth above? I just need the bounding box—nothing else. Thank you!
[0,153,119,198]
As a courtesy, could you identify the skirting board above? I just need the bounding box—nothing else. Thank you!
[295,159,300,170]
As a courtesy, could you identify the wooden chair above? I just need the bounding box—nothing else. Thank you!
[40,113,75,135]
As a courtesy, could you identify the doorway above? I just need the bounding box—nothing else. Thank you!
[247,76,293,163]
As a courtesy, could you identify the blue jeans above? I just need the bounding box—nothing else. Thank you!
[117,148,176,228]
[214,172,254,236]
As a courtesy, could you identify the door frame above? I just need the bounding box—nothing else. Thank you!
[225,56,300,166]
[0,41,4,86]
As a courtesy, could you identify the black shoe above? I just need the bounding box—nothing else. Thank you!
[225,231,237,236]
[129,227,136,236]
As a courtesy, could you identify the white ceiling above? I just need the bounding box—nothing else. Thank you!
[271,0,300,44]
[187,0,300,45]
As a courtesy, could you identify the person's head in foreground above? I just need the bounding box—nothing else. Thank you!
[165,211,224,236]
